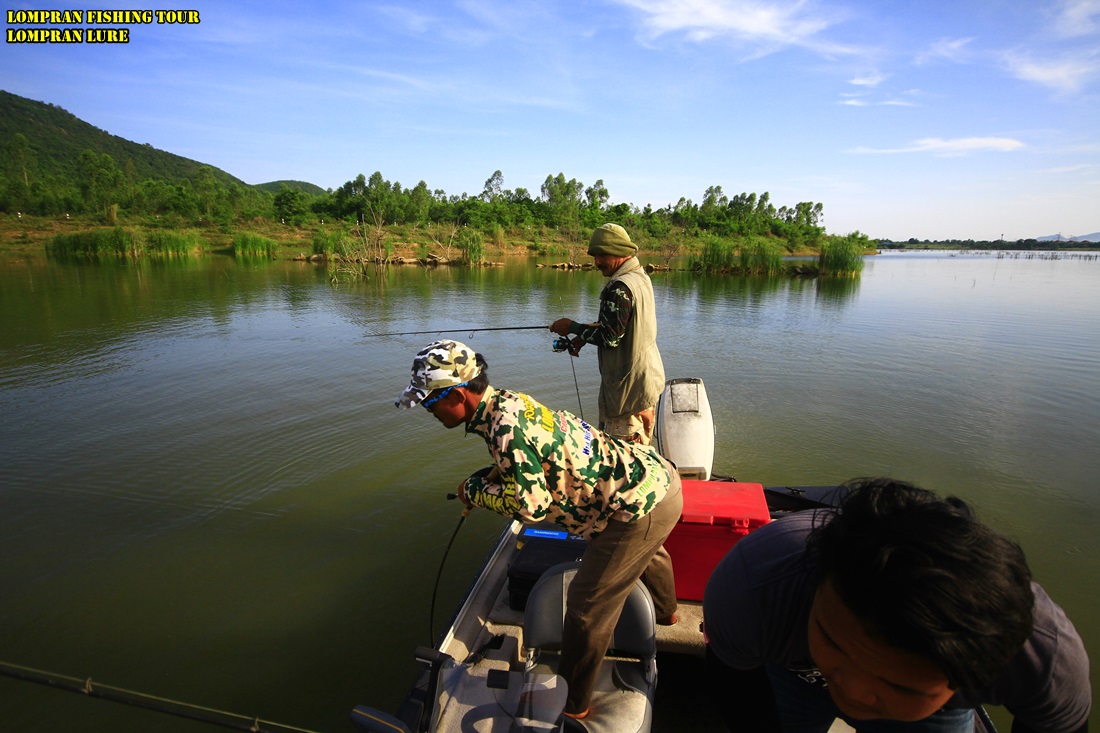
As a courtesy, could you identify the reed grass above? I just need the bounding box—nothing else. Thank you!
[458,228,484,265]
[690,235,736,273]
[819,232,868,277]
[145,231,202,256]
[312,229,344,257]
[233,233,277,258]
[46,227,137,257]
[739,237,784,275]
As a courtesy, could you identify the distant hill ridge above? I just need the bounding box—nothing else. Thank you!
[1037,232,1100,243]
[0,89,320,192]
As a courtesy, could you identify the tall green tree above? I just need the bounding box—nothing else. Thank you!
[273,184,309,223]
[77,150,123,220]
[541,172,584,237]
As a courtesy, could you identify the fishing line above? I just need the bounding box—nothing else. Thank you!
[560,298,584,421]
[0,660,321,733]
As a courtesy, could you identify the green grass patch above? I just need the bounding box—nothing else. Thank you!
[312,229,344,257]
[819,232,868,277]
[689,235,736,273]
[739,237,784,275]
[145,231,203,256]
[233,233,277,258]
[458,228,484,265]
[46,227,138,257]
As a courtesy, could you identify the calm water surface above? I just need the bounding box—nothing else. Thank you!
[1,251,1097,731]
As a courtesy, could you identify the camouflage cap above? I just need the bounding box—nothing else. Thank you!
[395,339,481,409]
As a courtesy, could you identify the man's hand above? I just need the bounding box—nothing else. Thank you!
[566,337,584,357]
[458,466,502,505]
[549,318,573,337]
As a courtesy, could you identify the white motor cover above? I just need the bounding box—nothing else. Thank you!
[653,378,715,480]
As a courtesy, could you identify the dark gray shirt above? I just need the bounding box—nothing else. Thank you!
[703,510,1091,732]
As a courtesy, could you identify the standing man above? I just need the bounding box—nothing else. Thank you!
[550,223,665,445]
[703,478,1091,733]
[396,339,681,720]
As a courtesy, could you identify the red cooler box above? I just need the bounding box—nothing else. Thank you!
[664,480,771,601]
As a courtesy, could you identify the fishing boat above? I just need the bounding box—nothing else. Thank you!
[349,377,845,733]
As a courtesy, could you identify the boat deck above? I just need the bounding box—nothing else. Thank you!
[415,490,855,733]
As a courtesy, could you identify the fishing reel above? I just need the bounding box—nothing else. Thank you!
[552,337,573,353]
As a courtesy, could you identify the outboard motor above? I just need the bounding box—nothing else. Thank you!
[653,378,715,481]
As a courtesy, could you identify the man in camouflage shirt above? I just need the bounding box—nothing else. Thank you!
[396,339,682,719]
[550,223,665,445]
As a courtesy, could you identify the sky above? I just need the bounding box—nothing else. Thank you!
[3,0,1099,241]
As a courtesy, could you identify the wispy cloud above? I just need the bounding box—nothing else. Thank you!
[1044,163,1093,173]
[915,37,974,65]
[850,137,1026,155]
[839,83,918,108]
[838,96,916,108]
[849,70,886,87]
[613,0,856,56]
[1050,0,1100,39]
[1001,50,1099,94]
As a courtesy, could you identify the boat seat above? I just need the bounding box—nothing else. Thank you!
[523,562,657,733]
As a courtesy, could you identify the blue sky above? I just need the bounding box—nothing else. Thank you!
[3,0,1099,240]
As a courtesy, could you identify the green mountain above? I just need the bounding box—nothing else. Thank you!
[254,180,327,195]
[1,89,271,190]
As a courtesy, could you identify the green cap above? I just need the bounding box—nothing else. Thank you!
[587,223,637,257]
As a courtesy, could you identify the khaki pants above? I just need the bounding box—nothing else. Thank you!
[601,407,656,446]
[557,470,682,714]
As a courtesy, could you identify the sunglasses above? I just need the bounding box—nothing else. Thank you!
[422,381,469,410]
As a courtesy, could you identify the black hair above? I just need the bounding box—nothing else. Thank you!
[466,352,489,394]
[807,477,1034,691]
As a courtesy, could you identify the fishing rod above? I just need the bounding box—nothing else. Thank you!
[372,325,548,337]
[430,495,473,645]
[0,660,321,733]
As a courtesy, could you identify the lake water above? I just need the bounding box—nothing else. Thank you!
[1,250,1097,731]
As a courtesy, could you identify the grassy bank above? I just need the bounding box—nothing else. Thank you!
[1,213,869,276]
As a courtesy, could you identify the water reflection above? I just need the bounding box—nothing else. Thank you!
[0,251,1097,733]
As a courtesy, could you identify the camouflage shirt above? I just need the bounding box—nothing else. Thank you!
[568,280,634,348]
[462,386,672,539]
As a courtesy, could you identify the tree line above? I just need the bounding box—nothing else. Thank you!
[2,135,828,247]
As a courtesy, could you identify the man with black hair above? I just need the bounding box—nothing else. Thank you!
[703,478,1090,733]
[396,339,681,720]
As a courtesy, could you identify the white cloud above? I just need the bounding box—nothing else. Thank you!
[837,97,915,108]
[613,0,857,56]
[915,37,974,65]
[1050,0,1100,39]
[1001,51,1099,94]
[850,137,1026,155]
[849,70,886,87]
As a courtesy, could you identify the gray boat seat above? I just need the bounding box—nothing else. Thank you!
[523,562,657,733]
